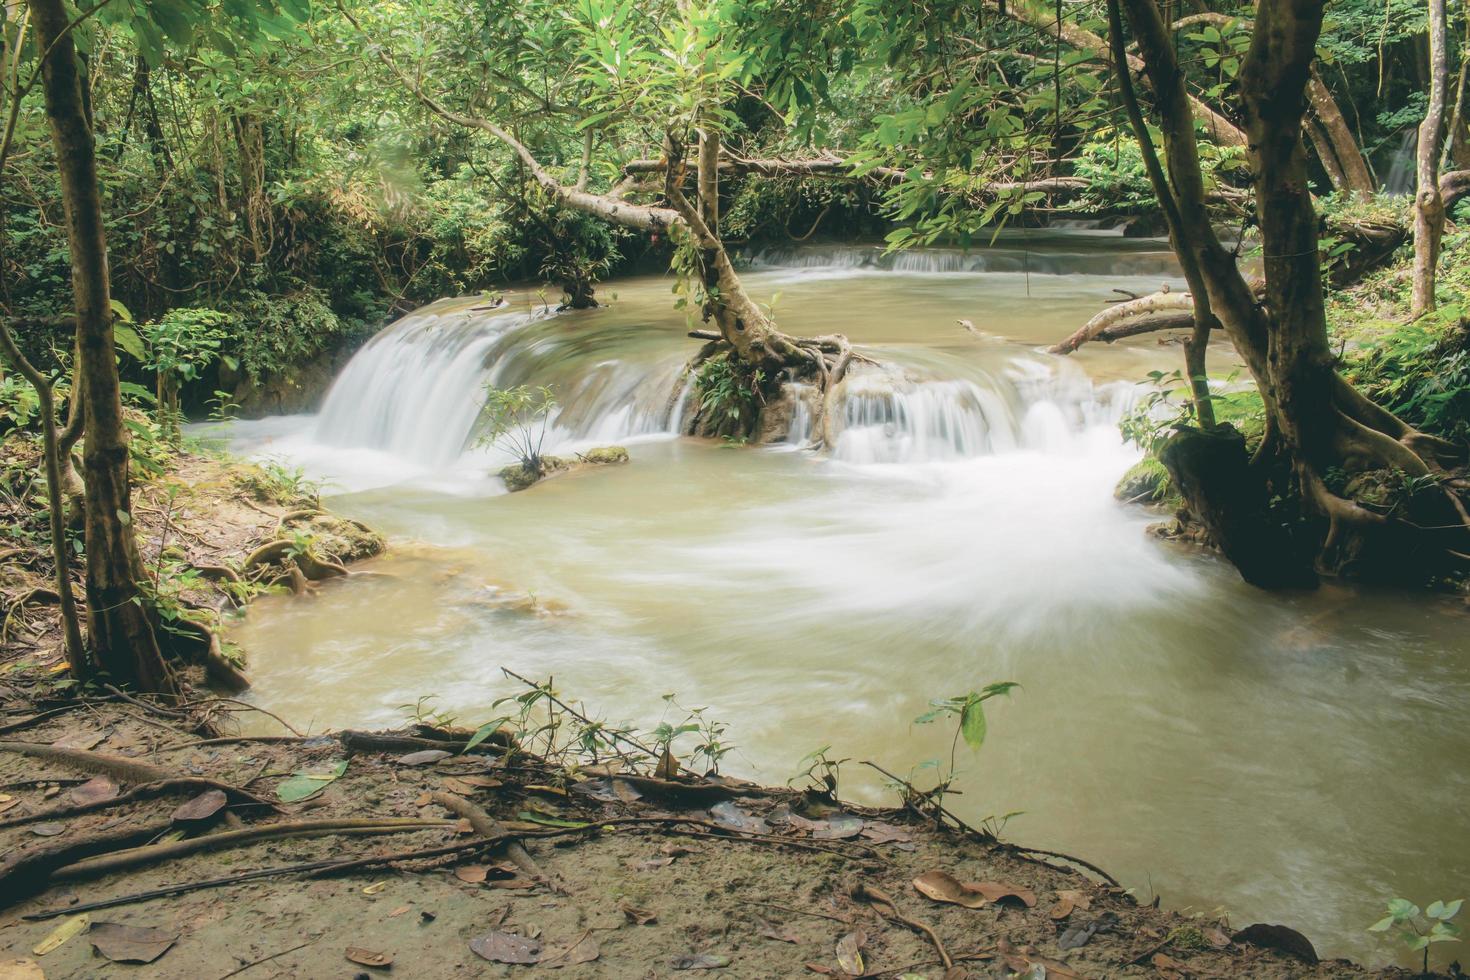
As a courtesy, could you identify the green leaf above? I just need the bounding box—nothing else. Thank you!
[1388,899,1421,921]
[1429,899,1463,920]
[463,716,511,753]
[114,324,146,361]
[517,811,589,829]
[277,760,347,802]
[960,701,986,750]
[1368,916,1395,932]
[109,299,134,322]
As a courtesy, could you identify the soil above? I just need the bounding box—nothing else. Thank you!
[0,440,1437,979]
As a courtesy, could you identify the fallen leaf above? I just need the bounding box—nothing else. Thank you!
[1231,923,1317,964]
[709,800,769,835]
[361,880,389,895]
[455,775,503,788]
[276,760,347,802]
[1153,952,1188,971]
[525,784,568,796]
[620,901,657,925]
[859,821,912,844]
[572,778,643,803]
[660,842,693,857]
[630,856,674,871]
[455,865,489,884]
[1203,927,1232,949]
[489,878,537,891]
[912,870,987,908]
[30,823,64,838]
[0,959,44,979]
[835,930,866,974]
[454,818,475,834]
[397,749,451,766]
[69,777,117,806]
[440,777,475,795]
[346,947,394,967]
[1058,912,1116,950]
[50,731,104,750]
[0,799,19,815]
[388,906,411,918]
[32,914,89,956]
[541,931,599,967]
[969,881,1037,908]
[515,811,589,829]
[89,923,177,964]
[654,747,678,780]
[671,952,730,970]
[172,789,227,823]
[1050,889,1092,919]
[469,931,542,965]
[757,920,799,943]
[414,792,432,807]
[813,814,864,840]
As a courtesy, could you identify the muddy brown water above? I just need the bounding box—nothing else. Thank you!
[210,231,1470,970]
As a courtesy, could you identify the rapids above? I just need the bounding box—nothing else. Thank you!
[210,230,1470,968]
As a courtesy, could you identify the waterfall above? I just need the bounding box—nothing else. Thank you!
[311,300,688,468]
[1382,130,1417,196]
[746,244,1180,278]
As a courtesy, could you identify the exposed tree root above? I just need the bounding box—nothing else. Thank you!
[430,791,564,893]
[0,741,274,809]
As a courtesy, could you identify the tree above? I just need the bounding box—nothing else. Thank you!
[28,0,176,692]
[1413,0,1450,317]
[1112,0,1469,586]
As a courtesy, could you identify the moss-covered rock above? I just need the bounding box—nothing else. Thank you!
[581,445,629,465]
[301,514,386,563]
[498,462,543,492]
[1115,457,1173,503]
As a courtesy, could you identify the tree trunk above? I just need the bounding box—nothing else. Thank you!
[1412,0,1449,317]
[29,0,176,693]
[1306,69,1375,195]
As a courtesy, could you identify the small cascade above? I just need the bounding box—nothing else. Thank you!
[311,300,688,467]
[826,363,1133,465]
[1381,130,1417,196]
[746,244,1180,278]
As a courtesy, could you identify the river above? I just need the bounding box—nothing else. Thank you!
[211,229,1470,969]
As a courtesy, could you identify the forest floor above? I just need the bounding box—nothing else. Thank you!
[0,443,1439,979]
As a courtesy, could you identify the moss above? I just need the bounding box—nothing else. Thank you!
[498,462,543,492]
[582,445,629,465]
[1115,457,1172,504]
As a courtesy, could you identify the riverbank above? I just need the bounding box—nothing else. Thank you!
[0,694,1421,979]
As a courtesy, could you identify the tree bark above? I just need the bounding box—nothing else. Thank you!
[1412,0,1449,317]
[1306,69,1375,195]
[29,0,176,693]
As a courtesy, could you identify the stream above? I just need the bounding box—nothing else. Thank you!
[210,229,1470,967]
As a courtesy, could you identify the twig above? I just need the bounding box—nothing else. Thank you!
[0,777,267,829]
[1006,842,1120,888]
[0,702,93,735]
[757,901,851,924]
[216,940,314,979]
[501,667,661,772]
[430,791,565,893]
[859,760,995,843]
[154,735,311,753]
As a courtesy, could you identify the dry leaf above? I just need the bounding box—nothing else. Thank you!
[397,749,451,766]
[88,923,177,964]
[440,777,475,795]
[1204,927,1232,949]
[172,789,227,823]
[69,777,118,806]
[361,880,389,895]
[757,920,799,943]
[835,930,866,975]
[346,947,394,967]
[414,791,432,807]
[859,821,912,844]
[455,865,489,884]
[620,902,658,925]
[388,906,411,918]
[655,746,678,780]
[469,931,542,965]
[813,815,864,840]
[541,931,600,967]
[671,952,730,970]
[1050,889,1092,919]
[455,775,502,788]
[912,870,988,908]
[0,799,19,815]
[709,800,769,834]
[32,915,88,956]
[970,881,1037,908]
[0,959,45,979]
[30,823,64,837]
[50,731,104,750]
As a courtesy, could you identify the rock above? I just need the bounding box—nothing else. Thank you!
[1114,458,1172,504]
[581,445,629,465]
[498,462,543,493]
[303,515,386,563]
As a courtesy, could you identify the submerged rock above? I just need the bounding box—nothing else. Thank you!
[498,446,629,492]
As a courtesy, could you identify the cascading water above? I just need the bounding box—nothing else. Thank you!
[746,242,1181,278]
[1381,130,1417,196]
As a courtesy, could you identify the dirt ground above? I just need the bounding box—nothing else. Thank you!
[0,442,1439,979]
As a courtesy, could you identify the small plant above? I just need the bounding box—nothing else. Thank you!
[651,694,735,775]
[234,460,321,507]
[141,308,234,442]
[477,384,557,472]
[695,352,766,433]
[206,389,241,423]
[398,695,458,730]
[791,744,848,799]
[1369,898,1462,973]
[910,682,1019,812]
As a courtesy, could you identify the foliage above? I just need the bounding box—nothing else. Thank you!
[477,384,557,470]
[651,693,735,775]
[142,308,235,383]
[909,682,1018,810]
[1369,897,1462,972]
[694,352,767,433]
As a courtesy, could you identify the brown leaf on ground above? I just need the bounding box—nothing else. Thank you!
[671,952,730,969]
[440,777,476,795]
[620,901,657,925]
[813,814,864,840]
[1204,926,1232,949]
[1153,951,1189,977]
[1050,888,1092,919]
[858,820,912,844]
[397,749,451,766]
[541,931,599,967]
[654,747,677,780]
[835,930,866,974]
[455,865,489,884]
[171,789,227,823]
[757,920,800,943]
[345,946,393,967]
[88,922,178,964]
[659,842,693,857]
[51,731,105,750]
[30,823,64,837]
[468,931,542,965]
[0,798,19,814]
[414,791,432,807]
[388,906,411,917]
[69,776,117,806]
[912,870,988,908]
[1231,923,1318,963]
[455,774,503,788]
[710,800,770,835]
[970,881,1036,907]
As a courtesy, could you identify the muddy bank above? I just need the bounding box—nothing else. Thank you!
[0,700,1416,979]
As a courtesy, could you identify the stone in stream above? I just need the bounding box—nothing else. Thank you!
[497,446,629,493]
